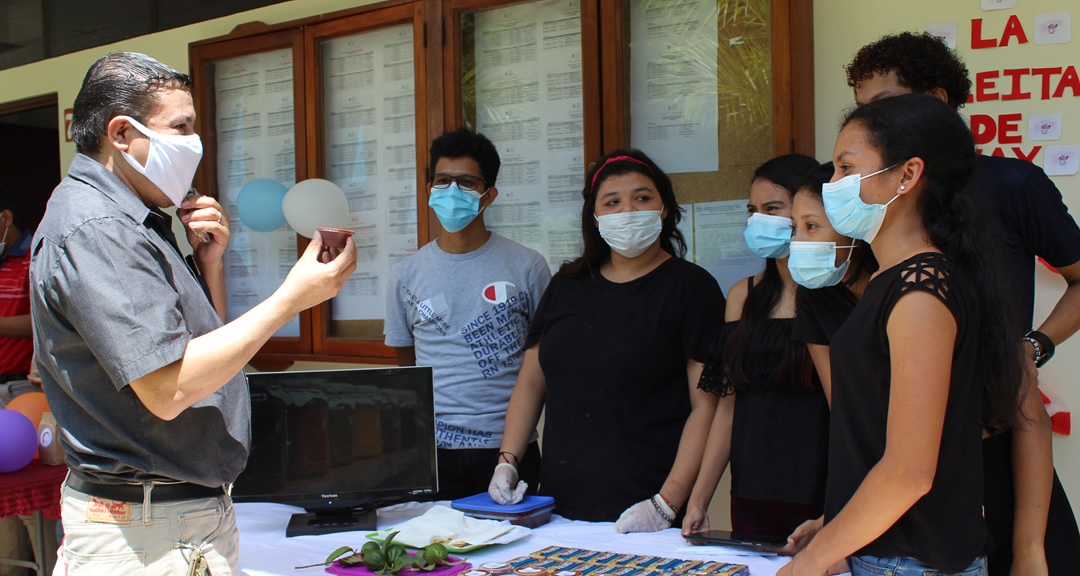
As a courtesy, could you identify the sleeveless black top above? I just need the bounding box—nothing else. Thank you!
[699,278,829,505]
[827,252,986,571]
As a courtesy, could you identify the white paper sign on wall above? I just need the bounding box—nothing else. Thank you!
[925,22,957,49]
[1034,13,1071,45]
[1029,114,1063,141]
[981,0,1016,11]
[1044,145,1080,176]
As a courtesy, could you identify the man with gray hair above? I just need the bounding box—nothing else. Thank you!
[31,52,357,575]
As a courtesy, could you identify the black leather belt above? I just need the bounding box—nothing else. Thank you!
[66,475,225,503]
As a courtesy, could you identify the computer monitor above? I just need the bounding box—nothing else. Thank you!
[233,366,438,537]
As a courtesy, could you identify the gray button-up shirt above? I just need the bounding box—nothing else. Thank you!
[31,154,249,487]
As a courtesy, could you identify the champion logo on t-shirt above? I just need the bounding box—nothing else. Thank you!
[482,281,517,304]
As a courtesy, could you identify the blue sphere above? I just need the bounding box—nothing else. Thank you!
[236,178,288,232]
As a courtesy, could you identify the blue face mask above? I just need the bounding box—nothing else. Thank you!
[743,213,793,258]
[821,164,899,243]
[787,240,855,289]
[428,183,486,233]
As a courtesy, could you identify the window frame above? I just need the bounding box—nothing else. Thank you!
[188,0,813,367]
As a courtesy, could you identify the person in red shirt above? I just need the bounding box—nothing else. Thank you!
[0,183,33,380]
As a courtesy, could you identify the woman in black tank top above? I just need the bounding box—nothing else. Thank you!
[681,154,828,540]
[776,94,1024,576]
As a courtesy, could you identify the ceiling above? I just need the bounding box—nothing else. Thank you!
[0,0,289,71]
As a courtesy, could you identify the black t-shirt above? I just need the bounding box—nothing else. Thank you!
[526,257,725,521]
[791,284,858,345]
[703,320,829,505]
[827,253,985,572]
[977,155,1080,323]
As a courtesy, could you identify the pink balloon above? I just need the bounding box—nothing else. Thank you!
[0,409,38,472]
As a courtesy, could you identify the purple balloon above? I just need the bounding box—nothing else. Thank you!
[0,409,38,472]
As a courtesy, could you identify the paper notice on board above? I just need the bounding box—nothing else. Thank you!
[677,204,694,256]
[322,24,418,320]
[215,48,301,337]
[474,0,586,272]
[629,0,719,174]
[693,200,763,296]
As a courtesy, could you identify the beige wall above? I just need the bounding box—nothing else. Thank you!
[814,0,1080,519]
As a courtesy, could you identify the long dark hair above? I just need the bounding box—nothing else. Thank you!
[707,154,819,395]
[795,162,879,289]
[559,149,686,278]
[843,93,1023,432]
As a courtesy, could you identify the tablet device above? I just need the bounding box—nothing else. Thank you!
[684,530,787,548]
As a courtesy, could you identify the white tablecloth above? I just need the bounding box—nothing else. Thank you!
[235,501,790,576]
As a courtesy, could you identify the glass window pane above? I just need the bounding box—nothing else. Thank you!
[212,48,301,337]
[322,24,417,339]
[626,0,773,203]
[460,0,586,273]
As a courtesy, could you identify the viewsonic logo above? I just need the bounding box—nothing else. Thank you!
[482,281,517,304]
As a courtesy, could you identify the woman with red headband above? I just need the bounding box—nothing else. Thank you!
[488,149,725,531]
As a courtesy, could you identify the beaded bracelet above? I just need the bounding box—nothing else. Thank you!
[650,494,676,523]
[1025,330,1055,368]
[1022,335,1042,364]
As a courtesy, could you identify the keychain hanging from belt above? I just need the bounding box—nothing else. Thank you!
[176,542,211,576]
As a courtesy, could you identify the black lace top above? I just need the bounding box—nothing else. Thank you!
[827,252,986,571]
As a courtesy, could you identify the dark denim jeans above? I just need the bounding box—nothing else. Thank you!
[847,555,987,576]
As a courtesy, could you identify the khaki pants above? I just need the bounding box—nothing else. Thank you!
[55,484,238,576]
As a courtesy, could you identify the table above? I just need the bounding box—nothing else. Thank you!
[236,501,790,576]
[0,461,67,575]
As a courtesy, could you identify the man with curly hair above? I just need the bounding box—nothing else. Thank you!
[843,31,1080,576]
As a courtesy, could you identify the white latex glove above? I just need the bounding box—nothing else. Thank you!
[614,494,673,533]
[488,462,527,505]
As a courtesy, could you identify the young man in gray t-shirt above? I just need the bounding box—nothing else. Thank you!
[385,128,550,500]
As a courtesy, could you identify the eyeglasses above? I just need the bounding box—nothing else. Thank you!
[431,173,486,192]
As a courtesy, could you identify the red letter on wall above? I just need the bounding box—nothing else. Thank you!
[976,71,1001,101]
[998,114,1022,144]
[1013,147,1042,163]
[1053,66,1080,99]
[1002,69,1031,101]
[971,19,998,49]
[1000,15,1029,47]
[1032,68,1062,100]
[971,115,997,145]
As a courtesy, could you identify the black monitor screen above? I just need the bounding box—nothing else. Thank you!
[234,366,437,513]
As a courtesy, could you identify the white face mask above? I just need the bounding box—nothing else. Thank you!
[595,210,663,258]
[119,116,203,207]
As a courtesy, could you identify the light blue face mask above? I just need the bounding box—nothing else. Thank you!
[787,240,855,289]
[428,182,486,233]
[821,164,899,243]
[743,213,793,258]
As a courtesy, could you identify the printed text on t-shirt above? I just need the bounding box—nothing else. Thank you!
[461,290,531,379]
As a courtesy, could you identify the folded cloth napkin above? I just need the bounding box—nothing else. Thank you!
[391,505,515,548]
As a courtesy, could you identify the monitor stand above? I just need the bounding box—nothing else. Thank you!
[286,507,378,538]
